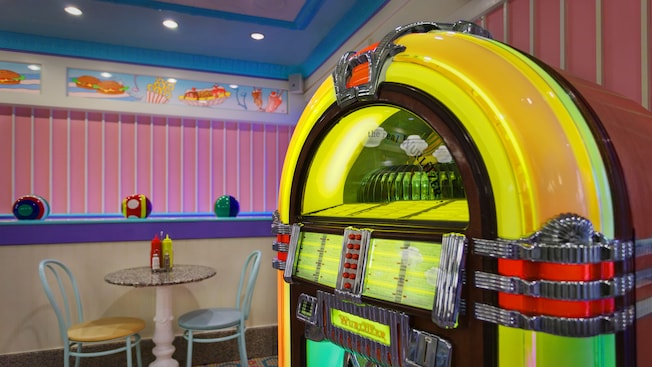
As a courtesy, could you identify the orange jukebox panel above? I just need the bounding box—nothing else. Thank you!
[273,20,651,367]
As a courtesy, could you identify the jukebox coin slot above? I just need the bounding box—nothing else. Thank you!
[297,293,320,326]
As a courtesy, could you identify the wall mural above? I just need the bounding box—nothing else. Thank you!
[0,61,41,93]
[67,68,287,114]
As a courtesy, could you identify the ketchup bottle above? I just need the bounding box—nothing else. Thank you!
[150,234,162,271]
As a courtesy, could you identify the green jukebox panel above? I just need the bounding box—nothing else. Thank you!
[287,230,342,288]
[362,238,442,310]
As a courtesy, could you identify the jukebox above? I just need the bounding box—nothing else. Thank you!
[271,21,652,367]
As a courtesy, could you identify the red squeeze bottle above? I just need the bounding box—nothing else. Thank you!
[151,234,162,270]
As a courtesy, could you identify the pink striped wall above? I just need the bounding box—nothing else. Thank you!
[480,0,650,110]
[0,105,294,215]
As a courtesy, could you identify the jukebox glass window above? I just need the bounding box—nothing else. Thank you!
[302,105,469,223]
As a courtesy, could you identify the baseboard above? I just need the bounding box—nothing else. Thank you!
[0,325,278,367]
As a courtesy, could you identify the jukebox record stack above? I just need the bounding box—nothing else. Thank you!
[272,20,652,367]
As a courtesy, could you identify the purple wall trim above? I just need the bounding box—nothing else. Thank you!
[0,213,273,245]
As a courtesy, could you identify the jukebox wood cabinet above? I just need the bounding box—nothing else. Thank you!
[271,21,652,367]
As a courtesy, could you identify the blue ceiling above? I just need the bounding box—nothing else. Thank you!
[0,0,389,80]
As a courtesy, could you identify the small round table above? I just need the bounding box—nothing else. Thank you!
[105,264,216,367]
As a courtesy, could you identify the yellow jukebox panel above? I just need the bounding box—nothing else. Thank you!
[300,105,470,220]
[362,238,441,310]
[292,231,342,287]
[305,200,469,222]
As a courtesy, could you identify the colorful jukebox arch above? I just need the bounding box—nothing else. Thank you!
[272,21,652,367]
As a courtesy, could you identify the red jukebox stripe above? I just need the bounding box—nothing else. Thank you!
[498,258,615,281]
[497,259,616,317]
[499,294,615,318]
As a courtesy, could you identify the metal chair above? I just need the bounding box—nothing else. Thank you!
[38,259,145,367]
[178,250,262,367]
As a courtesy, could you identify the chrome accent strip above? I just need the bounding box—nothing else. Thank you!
[473,213,633,263]
[636,267,652,287]
[475,271,634,300]
[271,241,289,252]
[282,223,303,283]
[635,237,652,257]
[474,303,635,337]
[636,297,652,319]
[432,233,467,329]
[270,209,291,234]
[271,258,286,271]
[405,329,453,367]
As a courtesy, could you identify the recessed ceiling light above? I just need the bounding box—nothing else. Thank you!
[229,84,239,89]
[163,19,178,29]
[101,72,112,78]
[28,65,41,71]
[167,78,177,84]
[64,6,82,16]
[250,32,265,41]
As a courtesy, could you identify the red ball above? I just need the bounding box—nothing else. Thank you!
[121,194,152,218]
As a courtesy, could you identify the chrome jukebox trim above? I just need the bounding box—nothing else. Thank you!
[332,21,491,107]
[405,329,453,367]
[432,233,467,329]
[473,213,633,263]
[271,210,292,271]
[474,271,635,300]
[283,223,303,283]
[319,290,409,367]
[474,303,635,337]
[270,210,291,235]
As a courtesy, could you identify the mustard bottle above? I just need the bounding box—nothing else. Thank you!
[162,234,174,270]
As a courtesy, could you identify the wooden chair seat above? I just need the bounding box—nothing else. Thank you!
[68,317,146,342]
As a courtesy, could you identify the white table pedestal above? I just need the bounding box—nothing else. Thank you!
[104,265,216,367]
[150,286,179,367]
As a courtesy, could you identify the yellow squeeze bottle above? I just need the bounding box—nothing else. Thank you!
[162,234,174,269]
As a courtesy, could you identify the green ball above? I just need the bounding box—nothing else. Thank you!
[214,195,240,217]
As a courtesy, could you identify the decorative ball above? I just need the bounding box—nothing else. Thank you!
[214,195,239,217]
[13,195,50,220]
[121,194,152,219]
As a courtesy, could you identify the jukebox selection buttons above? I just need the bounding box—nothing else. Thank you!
[337,227,371,295]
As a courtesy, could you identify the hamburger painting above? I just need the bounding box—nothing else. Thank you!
[0,62,41,94]
[68,69,130,98]
[0,69,24,85]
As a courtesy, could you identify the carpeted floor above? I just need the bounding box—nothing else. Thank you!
[196,356,278,367]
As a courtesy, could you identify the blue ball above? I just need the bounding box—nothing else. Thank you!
[13,195,50,220]
[214,195,239,217]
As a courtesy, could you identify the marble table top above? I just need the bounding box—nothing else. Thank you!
[105,264,216,288]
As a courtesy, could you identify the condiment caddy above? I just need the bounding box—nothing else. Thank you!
[150,231,174,272]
